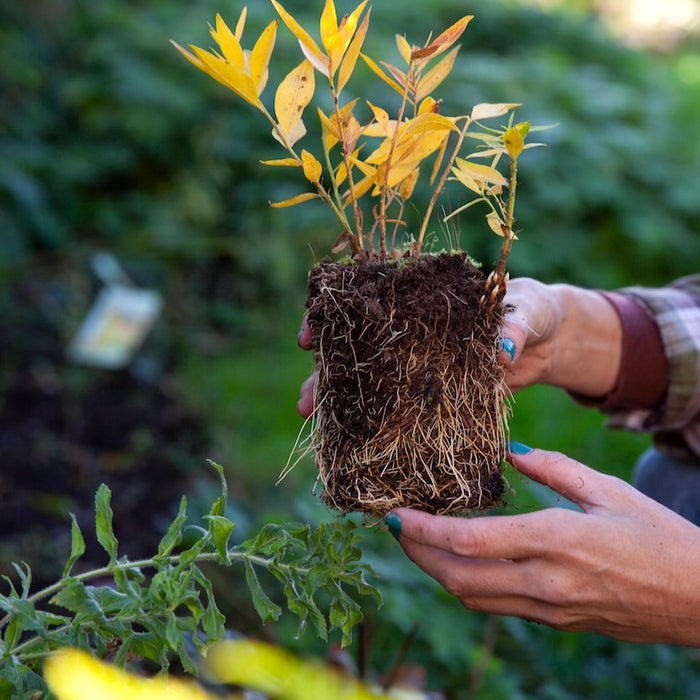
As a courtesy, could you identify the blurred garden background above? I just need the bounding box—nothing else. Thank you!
[2,0,700,696]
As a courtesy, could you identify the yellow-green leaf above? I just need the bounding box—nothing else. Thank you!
[270,192,319,208]
[275,59,315,145]
[301,150,323,183]
[250,20,278,95]
[415,46,459,102]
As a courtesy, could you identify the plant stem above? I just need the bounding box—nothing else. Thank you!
[494,155,518,284]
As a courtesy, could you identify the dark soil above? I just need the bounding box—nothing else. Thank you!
[0,278,208,587]
[306,253,507,516]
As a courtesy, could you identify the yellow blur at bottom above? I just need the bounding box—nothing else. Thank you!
[44,641,423,700]
[43,648,216,700]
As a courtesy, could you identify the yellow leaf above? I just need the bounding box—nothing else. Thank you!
[412,14,473,60]
[418,96,440,114]
[211,14,245,70]
[301,150,323,183]
[329,0,369,71]
[44,648,214,700]
[360,53,404,96]
[396,33,412,65]
[415,46,459,102]
[319,0,338,53]
[249,20,278,95]
[271,0,329,77]
[470,102,521,121]
[366,101,392,137]
[486,211,508,237]
[270,192,320,208]
[260,157,300,166]
[337,9,370,95]
[191,46,261,108]
[318,100,359,150]
[272,119,307,149]
[399,166,420,199]
[274,59,315,145]
[503,126,524,160]
[234,6,247,42]
[453,157,509,187]
[204,638,395,700]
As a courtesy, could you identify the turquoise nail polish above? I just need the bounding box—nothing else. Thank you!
[384,513,402,541]
[508,440,532,454]
[499,337,516,363]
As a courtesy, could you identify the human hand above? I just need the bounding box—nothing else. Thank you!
[501,278,622,396]
[384,443,700,646]
[296,316,316,418]
[297,276,623,416]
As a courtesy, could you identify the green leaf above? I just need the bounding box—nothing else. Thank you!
[94,484,118,565]
[204,515,235,563]
[62,514,86,578]
[157,496,188,559]
[244,559,282,624]
[207,460,228,517]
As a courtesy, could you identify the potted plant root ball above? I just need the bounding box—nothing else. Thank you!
[173,1,547,515]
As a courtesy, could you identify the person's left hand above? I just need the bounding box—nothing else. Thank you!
[385,444,700,646]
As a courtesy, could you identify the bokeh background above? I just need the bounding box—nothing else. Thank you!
[2,0,700,696]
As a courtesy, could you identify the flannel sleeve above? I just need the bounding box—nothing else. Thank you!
[602,274,700,459]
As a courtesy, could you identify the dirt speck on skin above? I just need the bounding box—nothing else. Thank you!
[306,253,508,516]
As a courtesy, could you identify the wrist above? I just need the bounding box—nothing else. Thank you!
[545,285,622,397]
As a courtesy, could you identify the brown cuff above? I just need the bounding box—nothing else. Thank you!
[569,291,668,412]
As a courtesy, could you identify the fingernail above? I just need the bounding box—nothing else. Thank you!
[499,337,516,363]
[384,513,402,541]
[508,440,533,454]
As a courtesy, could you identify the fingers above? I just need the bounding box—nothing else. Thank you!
[296,372,316,418]
[391,506,570,561]
[297,316,313,350]
[506,446,621,511]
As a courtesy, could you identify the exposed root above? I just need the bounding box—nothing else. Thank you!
[305,253,508,516]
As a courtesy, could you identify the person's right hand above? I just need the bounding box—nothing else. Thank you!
[501,278,622,397]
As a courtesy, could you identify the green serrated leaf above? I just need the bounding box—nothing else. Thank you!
[94,484,119,564]
[62,514,86,578]
[244,559,282,624]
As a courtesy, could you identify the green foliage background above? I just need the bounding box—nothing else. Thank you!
[2,0,700,697]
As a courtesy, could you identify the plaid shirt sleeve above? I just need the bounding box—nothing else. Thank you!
[604,274,700,459]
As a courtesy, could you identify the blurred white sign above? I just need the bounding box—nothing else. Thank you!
[67,284,162,369]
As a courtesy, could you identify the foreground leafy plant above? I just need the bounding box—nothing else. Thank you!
[0,463,380,697]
